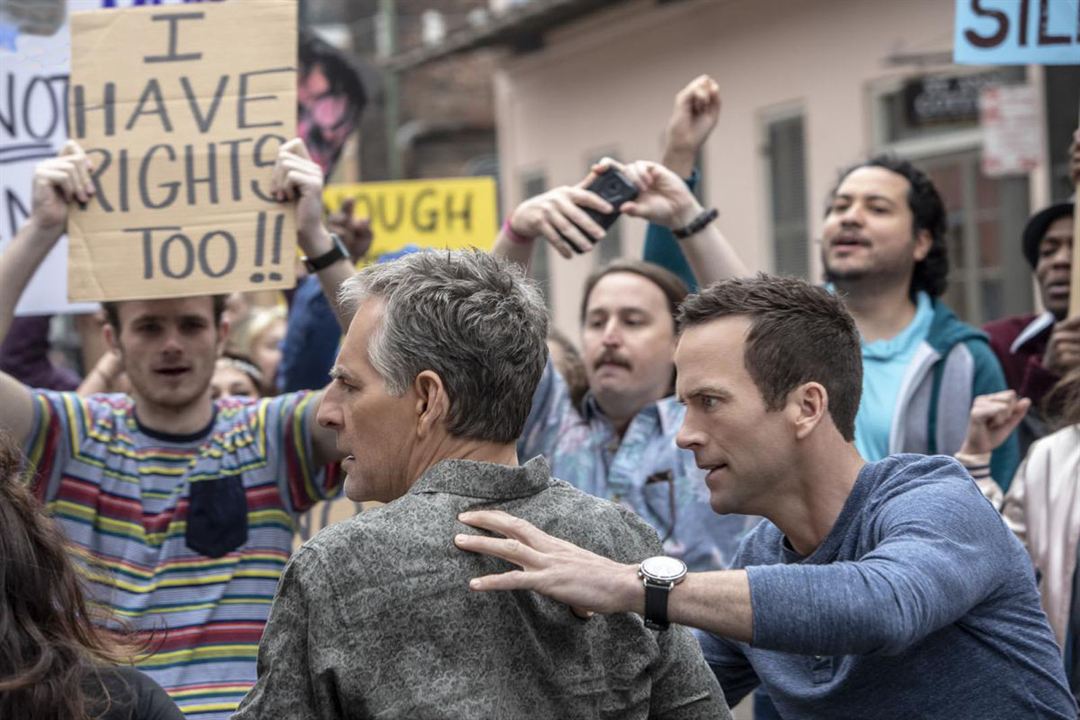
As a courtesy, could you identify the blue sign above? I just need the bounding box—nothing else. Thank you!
[955,0,1080,65]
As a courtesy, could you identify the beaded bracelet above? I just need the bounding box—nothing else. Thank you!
[673,207,719,240]
[502,217,533,245]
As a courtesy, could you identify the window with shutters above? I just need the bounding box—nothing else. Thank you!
[765,112,809,278]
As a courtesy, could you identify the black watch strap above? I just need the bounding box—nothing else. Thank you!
[643,582,671,631]
[673,208,719,239]
[303,233,348,272]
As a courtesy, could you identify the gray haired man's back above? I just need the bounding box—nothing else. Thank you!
[234,457,729,719]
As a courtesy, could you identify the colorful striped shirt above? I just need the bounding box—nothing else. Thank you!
[24,391,341,720]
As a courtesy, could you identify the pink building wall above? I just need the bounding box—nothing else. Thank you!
[494,0,1051,338]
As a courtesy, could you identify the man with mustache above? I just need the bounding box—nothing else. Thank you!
[495,158,756,571]
[980,133,1080,454]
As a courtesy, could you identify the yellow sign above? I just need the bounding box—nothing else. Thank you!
[66,1,297,302]
[324,177,498,263]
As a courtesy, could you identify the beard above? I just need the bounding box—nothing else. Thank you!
[820,244,918,291]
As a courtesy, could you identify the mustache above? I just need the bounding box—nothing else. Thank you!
[594,351,631,370]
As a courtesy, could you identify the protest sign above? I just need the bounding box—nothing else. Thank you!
[0,0,101,315]
[323,177,498,262]
[954,0,1080,65]
[66,0,297,302]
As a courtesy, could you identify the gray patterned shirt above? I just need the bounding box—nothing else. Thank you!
[234,457,730,719]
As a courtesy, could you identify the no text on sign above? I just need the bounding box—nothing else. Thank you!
[954,0,1080,65]
[66,0,297,302]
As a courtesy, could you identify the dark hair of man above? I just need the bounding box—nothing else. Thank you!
[677,273,863,441]
[102,294,227,333]
[299,30,368,119]
[0,432,130,720]
[579,259,689,325]
[830,154,949,298]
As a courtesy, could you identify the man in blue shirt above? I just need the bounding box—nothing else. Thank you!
[456,274,1075,719]
[494,158,754,570]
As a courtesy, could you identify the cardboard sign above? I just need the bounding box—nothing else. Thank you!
[979,84,1043,177]
[323,177,498,262]
[66,1,297,302]
[0,0,102,315]
[954,0,1080,65]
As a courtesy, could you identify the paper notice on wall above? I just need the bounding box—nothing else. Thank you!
[66,0,297,302]
[979,84,1042,178]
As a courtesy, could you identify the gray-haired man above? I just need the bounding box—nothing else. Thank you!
[233,250,730,719]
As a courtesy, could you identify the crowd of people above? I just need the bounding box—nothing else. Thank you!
[0,71,1078,720]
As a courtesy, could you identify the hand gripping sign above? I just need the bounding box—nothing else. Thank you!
[66,1,297,302]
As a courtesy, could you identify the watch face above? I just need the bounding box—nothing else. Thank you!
[641,556,687,582]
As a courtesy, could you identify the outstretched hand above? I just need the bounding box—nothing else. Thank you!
[506,175,613,258]
[455,510,642,618]
[959,390,1030,457]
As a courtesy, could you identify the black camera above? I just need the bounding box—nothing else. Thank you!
[563,167,639,254]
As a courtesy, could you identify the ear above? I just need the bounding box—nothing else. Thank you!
[103,322,119,353]
[787,382,828,441]
[912,228,932,262]
[216,317,231,357]
[413,370,450,439]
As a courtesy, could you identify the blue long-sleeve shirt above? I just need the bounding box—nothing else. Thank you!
[699,454,1075,718]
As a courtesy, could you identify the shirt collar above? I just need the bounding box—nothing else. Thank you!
[582,391,671,432]
[409,456,554,500]
[1010,311,1055,354]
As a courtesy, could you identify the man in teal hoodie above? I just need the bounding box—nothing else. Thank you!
[644,77,1017,489]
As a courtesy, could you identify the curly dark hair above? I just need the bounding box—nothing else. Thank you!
[829,155,949,298]
[0,433,133,720]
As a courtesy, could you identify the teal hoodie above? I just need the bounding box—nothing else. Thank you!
[643,222,1019,490]
[896,299,1018,489]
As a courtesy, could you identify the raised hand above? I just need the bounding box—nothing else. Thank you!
[326,197,373,261]
[31,140,94,236]
[959,390,1031,457]
[663,74,721,178]
[600,158,702,230]
[271,138,325,251]
[1044,316,1080,375]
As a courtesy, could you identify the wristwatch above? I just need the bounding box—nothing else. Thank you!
[638,556,687,631]
[302,233,349,273]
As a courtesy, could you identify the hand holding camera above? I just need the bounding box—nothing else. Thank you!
[506,171,623,259]
[506,158,703,259]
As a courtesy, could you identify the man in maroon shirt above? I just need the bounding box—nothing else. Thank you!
[983,200,1077,453]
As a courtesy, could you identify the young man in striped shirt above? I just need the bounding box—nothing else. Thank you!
[0,140,349,719]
